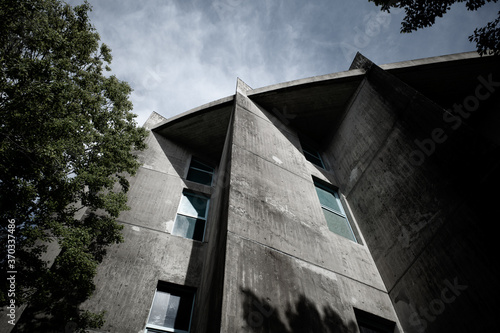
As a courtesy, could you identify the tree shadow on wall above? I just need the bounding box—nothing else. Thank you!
[241,288,358,333]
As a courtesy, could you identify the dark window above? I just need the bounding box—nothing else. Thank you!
[300,139,325,168]
[146,282,196,333]
[314,179,357,242]
[354,308,396,333]
[172,191,209,242]
[186,158,214,186]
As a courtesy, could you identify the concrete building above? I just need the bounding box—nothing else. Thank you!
[5,51,499,333]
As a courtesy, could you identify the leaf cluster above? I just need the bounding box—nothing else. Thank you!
[0,0,147,330]
[370,0,500,55]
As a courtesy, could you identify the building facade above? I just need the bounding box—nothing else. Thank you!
[5,52,499,333]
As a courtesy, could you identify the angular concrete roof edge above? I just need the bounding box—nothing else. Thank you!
[152,95,235,131]
[150,51,486,132]
[246,51,485,97]
[379,51,482,71]
[141,111,168,130]
[247,68,367,96]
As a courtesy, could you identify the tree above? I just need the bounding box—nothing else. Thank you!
[369,0,500,55]
[0,0,147,331]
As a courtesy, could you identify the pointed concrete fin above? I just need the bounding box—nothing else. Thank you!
[349,52,374,71]
[142,111,168,130]
[236,78,252,96]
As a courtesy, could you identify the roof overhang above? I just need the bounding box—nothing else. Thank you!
[152,51,499,159]
[152,96,234,162]
[381,52,500,109]
[247,69,366,144]
[248,51,499,145]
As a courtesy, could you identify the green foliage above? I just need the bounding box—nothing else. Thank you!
[370,0,500,55]
[0,0,147,330]
[469,13,500,55]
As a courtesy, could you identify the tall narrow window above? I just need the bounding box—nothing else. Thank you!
[314,179,357,242]
[300,138,325,168]
[172,191,209,242]
[146,282,196,333]
[186,158,214,186]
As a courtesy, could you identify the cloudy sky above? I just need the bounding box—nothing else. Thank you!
[66,0,498,126]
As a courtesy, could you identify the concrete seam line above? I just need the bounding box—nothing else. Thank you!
[231,142,314,184]
[227,230,388,294]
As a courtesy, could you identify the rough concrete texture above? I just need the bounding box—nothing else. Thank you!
[220,86,400,332]
[328,61,500,332]
[78,112,217,333]
[221,232,398,332]
[80,224,204,332]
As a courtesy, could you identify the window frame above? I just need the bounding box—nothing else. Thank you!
[354,308,396,333]
[186,157,215,186]
[172,190,210,242]
[314,179,357,243]
[145,282,196,333]
[299,137,325,169]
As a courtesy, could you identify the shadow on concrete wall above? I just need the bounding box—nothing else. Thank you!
[241,288,358,333]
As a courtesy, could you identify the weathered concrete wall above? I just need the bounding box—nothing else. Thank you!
[328,64,500,332]
[79,113,217,332]
[81,224,204,332]
[219,83,400,332]
[222,233,396,332]
[117,133,216,235]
